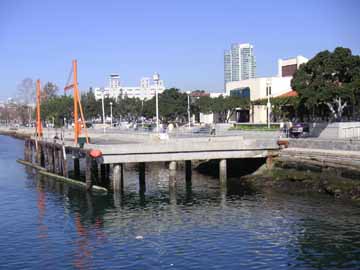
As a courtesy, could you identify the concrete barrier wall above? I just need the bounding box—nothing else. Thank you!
[289,138,360,151]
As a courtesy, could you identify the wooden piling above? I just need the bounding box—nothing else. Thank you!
[48,144,54,173]
[61,145,68,177]
[54,147,60,174]
[57,148,63,175]
[44,144,49,170]
[85,155,92,190]
[24,140,28,161]
[35,141,41,165]
[28,140,33,163]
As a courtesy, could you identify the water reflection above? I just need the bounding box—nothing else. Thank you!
[36,181,48,240]
[2,135,360,269]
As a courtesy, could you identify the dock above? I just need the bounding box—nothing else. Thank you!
[21,130,280,194]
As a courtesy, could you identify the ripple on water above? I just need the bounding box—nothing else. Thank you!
[0,135,360,269]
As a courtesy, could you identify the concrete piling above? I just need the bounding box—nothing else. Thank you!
[169,161,177,188]
[112,164,124,192]
[219,159,227,186]
[266,155,273,169]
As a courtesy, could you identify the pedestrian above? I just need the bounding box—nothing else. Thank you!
[210,124,216,136]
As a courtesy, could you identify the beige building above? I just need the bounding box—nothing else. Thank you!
[225,55,308,123]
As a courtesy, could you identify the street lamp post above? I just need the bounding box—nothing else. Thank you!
[266,79,272,129]
[110,102,113,128]
[101,89,106,133]
[153,73,160,133]
[186,91,191,128]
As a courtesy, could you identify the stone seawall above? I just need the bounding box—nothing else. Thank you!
[0,129,32,140]
[243,146,360,202]
[288,138,360,151]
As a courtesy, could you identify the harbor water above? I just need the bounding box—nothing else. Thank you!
[0,135,360,269]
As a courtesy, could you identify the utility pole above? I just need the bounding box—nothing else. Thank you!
[266,79,272,129]
[110,101,113,128]
[153,73,160,133]
[102,89,106,133]
[187,91,191,128]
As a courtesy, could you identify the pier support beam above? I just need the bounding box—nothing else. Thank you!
[35,142,42,165]
[48,145,54,173]
[106,164,110,180]
[219,159,227,186]
[85,155,92,190]
[61,146,68,177]
[112,164,124,192]
[100,164,106,181]
[74,158,80,179]
[266,155,273,170]
[139,162,146,194]
[44,144,49,170]
[169,161,177,188]
[185,160,192,184]
[92,159,99,185]
[54,147,60,174]
[40,144,45,167]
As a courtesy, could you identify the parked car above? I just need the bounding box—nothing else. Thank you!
[289,123,310,138]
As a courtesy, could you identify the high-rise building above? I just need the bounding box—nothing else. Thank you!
[224,43,256,87]
[224,50,232,86]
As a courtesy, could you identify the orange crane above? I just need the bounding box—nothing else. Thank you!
[36,79,43,138]
[64,60,89,145]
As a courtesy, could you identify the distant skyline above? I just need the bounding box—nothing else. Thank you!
[0,0,360,100]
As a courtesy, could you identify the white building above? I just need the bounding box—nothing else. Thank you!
[225,55,308,123]
[278,55,308,77]
[94,74,165,101]
[224,43,256,87]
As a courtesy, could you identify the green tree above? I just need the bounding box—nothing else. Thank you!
[41,95,73,127]
[291,47,360,121]
[42,82,59,100]
[81,91,101,119]
[143,88,188,122]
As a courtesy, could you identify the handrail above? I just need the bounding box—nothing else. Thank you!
[343,126,360,139]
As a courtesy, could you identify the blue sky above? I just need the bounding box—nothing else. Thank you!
[0,0,359,100]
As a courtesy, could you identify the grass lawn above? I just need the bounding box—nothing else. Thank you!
[229,124,279,131]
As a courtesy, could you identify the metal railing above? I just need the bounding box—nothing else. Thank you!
[343,126,360,139]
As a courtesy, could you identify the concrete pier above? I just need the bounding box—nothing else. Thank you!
[19,134,279,198]
[169,161,177,188]
[219,159,227,186]
[112,164,123,191]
